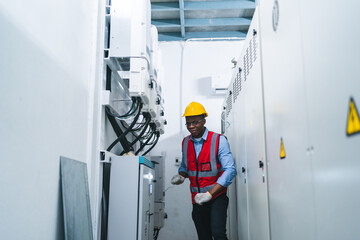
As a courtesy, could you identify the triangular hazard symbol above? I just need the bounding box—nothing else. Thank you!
[280,138,286,159]
[346,97,360,136]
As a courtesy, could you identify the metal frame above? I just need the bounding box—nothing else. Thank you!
[151,0,256,41]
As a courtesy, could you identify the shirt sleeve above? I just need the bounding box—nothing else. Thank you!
[217,135,237,187]
[178,147,188,174]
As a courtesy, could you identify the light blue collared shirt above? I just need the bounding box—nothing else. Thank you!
[179,128,237,187]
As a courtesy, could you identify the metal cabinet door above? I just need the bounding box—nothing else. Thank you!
[242,11,270,240]
[299,0,360,239]
[233,84,249,240]
[225,95,238,240]
[258,1,317,240]
[243,51,270,240]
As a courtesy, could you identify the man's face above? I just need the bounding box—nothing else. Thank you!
[185,115,206,138]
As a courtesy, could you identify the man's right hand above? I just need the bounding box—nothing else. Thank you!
[171,174,185,185]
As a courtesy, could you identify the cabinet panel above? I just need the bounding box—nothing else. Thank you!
[258,1,317,239]
[299,0,360,239]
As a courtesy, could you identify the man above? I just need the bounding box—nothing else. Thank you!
[171,102,237,240]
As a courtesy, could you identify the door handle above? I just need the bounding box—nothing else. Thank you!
[259,161,264,168]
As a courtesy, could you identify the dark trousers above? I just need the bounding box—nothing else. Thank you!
[192,193,229,240]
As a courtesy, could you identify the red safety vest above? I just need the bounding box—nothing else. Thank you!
[182,131,227,204]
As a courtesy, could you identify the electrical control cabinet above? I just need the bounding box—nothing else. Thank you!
[109,0,151,61]
[105,0,165,131]
[103,0,165,154]
[107,0,154,106]
[224,1,360,239]
[258,1,317,240]
[128,58,152,105]
[223,91,237,240]
[298,0,360,239]
[224,8,270,240]
[107,156,155,240]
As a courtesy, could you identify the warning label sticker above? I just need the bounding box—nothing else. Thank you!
[280,138,286,159]
[346,97,360,136]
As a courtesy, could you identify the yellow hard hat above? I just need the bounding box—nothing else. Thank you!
[183,102,208,117]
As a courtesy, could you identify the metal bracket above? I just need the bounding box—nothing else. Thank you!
[99,150,116,164]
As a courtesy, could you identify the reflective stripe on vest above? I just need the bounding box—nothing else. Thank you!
[183,136,190,169]
[190,184,216,193]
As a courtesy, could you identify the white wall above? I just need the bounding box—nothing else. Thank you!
[0,1,104,239]
[151,40,243,240]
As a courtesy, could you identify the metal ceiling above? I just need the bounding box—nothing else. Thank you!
[151,0,256,41]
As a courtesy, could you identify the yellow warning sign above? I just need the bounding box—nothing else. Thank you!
[346,97,360,136]
[280,138,286,159]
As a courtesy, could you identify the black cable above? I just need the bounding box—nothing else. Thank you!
[105,106,131,153]
[142,132,160,156]
[125,125,142,138]
[122,119,150,139]
[119,97,137,117]
[144,123,157,139]
[125,115,155,139]
[107,100,142,153]
[128,115,151,146]
[120,114,152,155]
[105,101,134,119]
[134,123,157,154]
[106,97,137,119]
[101,163,111,240]
[132,119,148,131]
[121,116,147,132]
[135,130,155,155]
[106,102,143,152]
[142,128,158,145]
[101,189,107,240]
[153,228,160,240]
[145,134,158,145]
[106,66,111,91]
[140,127,154,139]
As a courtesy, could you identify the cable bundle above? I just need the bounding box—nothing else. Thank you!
[105,97,160,156]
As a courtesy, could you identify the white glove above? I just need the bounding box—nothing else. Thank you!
[194,192,212,205]
[171,174,185,185]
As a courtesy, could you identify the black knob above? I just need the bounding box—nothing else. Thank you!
[259,161,264,168]
[242,167,246,173]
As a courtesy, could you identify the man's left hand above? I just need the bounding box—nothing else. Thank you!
[194,192,212,205]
